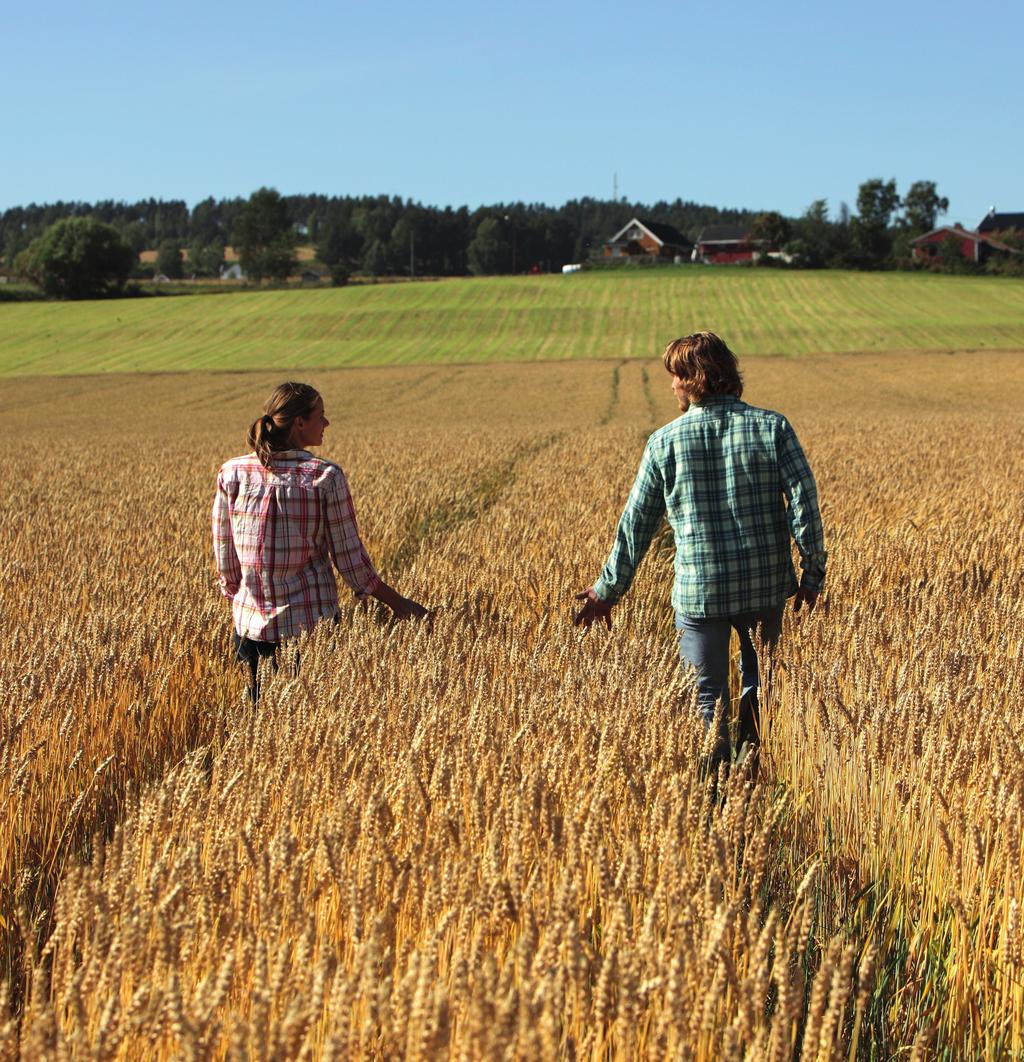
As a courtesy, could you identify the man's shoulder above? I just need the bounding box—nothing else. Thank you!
[648,416,687,446]
[733,401,789,427]
[648,402,786,438]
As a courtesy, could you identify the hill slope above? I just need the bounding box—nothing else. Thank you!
[1,269,1023,376]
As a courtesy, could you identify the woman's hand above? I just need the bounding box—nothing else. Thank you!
[392,596,429,620]
[372,582,429,620]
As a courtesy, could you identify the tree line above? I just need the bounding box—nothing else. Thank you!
[0,192,758,285]
[3,179,1019,298]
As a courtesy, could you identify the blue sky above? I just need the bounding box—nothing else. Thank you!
[5,0,1020,226]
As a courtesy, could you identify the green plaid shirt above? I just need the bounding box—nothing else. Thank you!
[593,396,826,617]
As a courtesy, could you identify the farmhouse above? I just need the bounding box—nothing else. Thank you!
[977,209,1024,237]
[693,225,765,265]
[602,218,692,261]
[911,224,1021,265]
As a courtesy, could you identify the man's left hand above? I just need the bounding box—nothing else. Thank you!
[793,587,819,614]
[574,589,614,630]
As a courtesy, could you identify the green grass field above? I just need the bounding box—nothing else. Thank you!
[2,268,1023,376]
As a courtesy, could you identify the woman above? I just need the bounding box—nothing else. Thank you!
[213,382,427,696]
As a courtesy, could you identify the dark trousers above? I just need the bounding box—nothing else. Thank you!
[676,604,784,766]
[233,633,280,701]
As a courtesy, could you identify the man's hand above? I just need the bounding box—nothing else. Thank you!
[573,588,614,630]
[793,587,819,614]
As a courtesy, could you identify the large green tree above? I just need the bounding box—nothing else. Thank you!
[189,197,222,244]
[851,177,900,266]
[15,217,135,298]
[467,218,509,275]
[187,237,225,278]
[361,239,391,277]
[901,180,949,234]
[316,205,362,282]
[233,187,296,283]
[856,178,900,229]
[750,211,792,250]
[786,199,835,267]
[155,239,184,279]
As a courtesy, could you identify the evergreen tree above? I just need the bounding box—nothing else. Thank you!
[467,218,508,275]
[233,188,295,282]
[155,239,184,279]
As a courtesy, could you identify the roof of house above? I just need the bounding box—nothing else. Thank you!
[697,224,755,244]
[911,226,1021,254]
[607,217,691,248]
[978,211,1024,233]
[638,218,691,246]
[911,225,983,243]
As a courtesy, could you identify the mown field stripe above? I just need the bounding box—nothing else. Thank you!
[3,271,1024,376]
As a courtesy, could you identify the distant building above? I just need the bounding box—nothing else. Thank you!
[603,218,693,261]
[693,225,764,265]
[977,209,1024,236]
[911,224,1021,265]
[220,263,244,280]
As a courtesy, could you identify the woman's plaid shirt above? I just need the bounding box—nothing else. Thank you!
[212,450,382,642]
[593,397,826,617]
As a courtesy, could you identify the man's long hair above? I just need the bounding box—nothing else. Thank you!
[662,332,743,403]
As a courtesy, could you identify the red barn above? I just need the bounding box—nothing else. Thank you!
[911,225,1019,265]
[694,224,765,265]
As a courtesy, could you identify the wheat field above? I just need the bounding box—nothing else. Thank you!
[1,350,1022,1058]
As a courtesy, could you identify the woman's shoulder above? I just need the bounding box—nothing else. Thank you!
[218,453,261,478]
[292,452,348,487]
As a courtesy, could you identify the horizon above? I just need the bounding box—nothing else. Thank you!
[0,189,1008,233]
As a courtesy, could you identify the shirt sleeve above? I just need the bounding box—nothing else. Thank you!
[212,469,242,599]
[592,439,667,603]
[778,421,827,592]
[324,469,383,599]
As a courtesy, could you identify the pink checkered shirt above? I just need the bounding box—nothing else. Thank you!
[212,450,382,642]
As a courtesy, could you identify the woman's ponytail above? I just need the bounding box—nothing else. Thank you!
[247,414,280,468]
[248,383,321,468]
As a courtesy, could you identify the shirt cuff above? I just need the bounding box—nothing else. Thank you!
[353,572,383,600]
[590,578,619,604]
[800,572,825,593]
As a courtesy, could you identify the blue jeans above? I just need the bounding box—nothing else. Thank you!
[676,604,784,756]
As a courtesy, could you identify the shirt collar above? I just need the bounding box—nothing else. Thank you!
[687,395,741,414]
[268,448,313,460]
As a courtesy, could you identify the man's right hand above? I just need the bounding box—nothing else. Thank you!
[573,589,614,630]
[793,587,819,614]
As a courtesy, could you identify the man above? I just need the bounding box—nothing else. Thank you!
[574,332,826,771]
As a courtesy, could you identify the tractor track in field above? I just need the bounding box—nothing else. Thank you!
[640,365,659,428]
[383,432,563,576]
[598,360,627,426]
